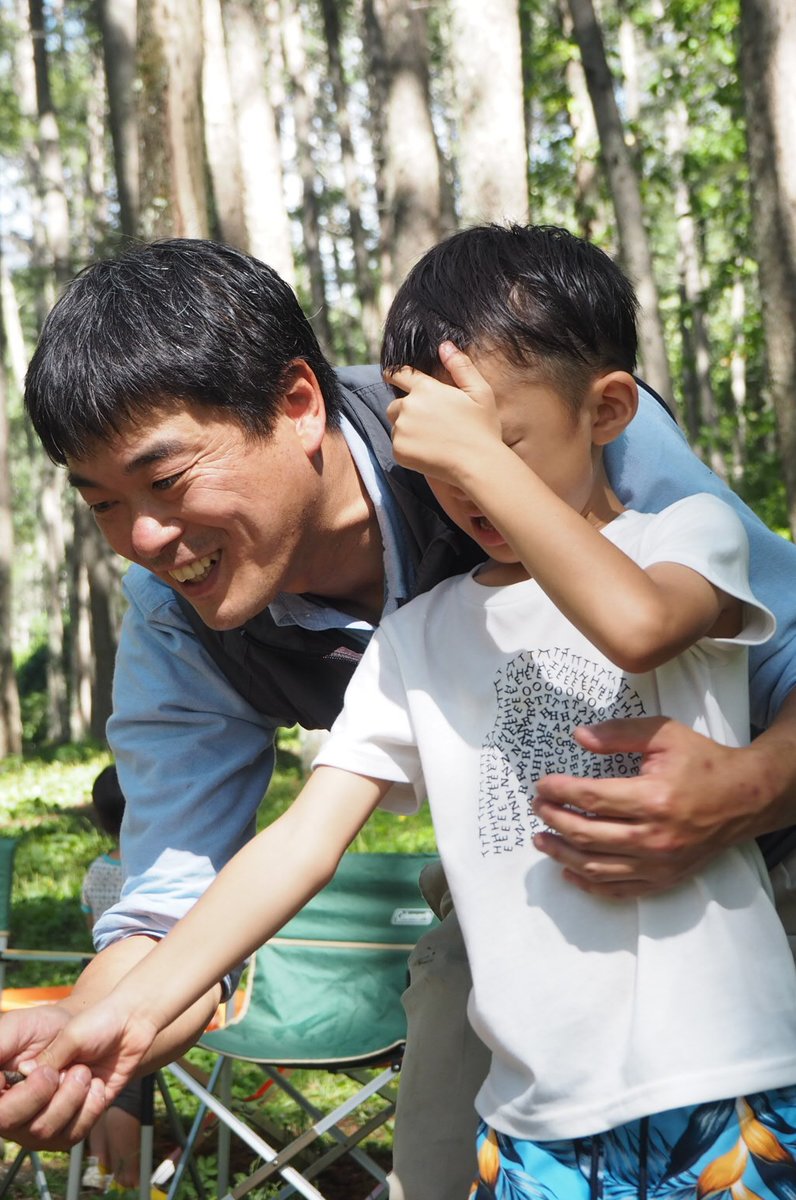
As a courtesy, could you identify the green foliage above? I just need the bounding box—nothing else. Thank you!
[14,637,49,746]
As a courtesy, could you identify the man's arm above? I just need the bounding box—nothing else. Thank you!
[97,568,277,953]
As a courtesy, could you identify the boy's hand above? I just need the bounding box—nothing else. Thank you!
[385,342,504,485]
[18,998,159,1122]
[0,1005,107,1148]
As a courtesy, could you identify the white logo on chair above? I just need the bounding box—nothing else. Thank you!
[391,907,434,926]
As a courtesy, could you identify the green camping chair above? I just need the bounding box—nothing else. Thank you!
[158,851,440,1200]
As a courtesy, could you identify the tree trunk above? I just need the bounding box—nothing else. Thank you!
[566,0,674,402]
[137,0,208,239]
[729,274,748,486]
[26,0,71,741]
[0,237,23,756]
[68,502,93,742]
[361,0,395,315]
[280,0,334,355]
[201,0,248,250]
[447,0,528,224]
[320,0,381,356]
[38,459,70,743]
[371,0,441,295]
[559,0,601,240]
[28,0,71,287]
[667,101,725,479]
[222,0,294,283]
[740,0,796,537]
[98,0,139,237]
[86,518,121,743]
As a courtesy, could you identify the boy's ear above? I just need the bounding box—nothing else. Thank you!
[589,372,638,446]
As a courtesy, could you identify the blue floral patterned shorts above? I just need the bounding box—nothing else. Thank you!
[471,1088,796,1200]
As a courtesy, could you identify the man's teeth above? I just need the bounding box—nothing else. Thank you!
[169,555,217,584]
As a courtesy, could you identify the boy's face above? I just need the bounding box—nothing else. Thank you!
[427,350,606,566]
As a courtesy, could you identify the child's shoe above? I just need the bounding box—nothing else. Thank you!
[80,1156,109,1190]
[104,1180,167,1199]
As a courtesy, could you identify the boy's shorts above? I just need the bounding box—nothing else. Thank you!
[471,1088,796,1200]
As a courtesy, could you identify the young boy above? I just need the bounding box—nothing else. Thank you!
[26,225,796,1198]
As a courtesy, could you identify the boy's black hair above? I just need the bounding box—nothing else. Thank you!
[381,224,638,407]
[25,239,342,465]
[91,764,125,839]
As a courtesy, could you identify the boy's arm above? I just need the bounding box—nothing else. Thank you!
[27,768,388,1096]
[388,346,737,674]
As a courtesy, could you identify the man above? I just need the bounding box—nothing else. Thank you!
[2,237,796,1200]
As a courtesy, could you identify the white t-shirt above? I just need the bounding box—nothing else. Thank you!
[316,494,796,1140]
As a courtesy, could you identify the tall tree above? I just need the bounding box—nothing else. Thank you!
[320,0,381,355]
[280,0,334,354]
[222,0,294,283]
[371,0,442,295]
[201,0,248,250]
[25,0,71,742]
[137,0,208,238]
[565,0,673,401]
[0,240,22,757]
[740,0,796,537]
[447,0,529,224]
[97,0,139,237]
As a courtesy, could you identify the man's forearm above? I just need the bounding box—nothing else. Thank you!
[743,689,796,842]
[64,935,222,1071]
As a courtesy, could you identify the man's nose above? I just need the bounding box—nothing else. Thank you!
[129,512,183,561]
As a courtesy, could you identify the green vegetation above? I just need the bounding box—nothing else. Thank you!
[0,733,437,1196]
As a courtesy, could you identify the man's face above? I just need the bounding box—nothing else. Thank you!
[67,400,327,630]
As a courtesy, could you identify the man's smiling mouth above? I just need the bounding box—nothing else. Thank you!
[169,554,218,584]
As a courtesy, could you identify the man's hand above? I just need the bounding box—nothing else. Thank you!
[532,716,783,897]
[0,1004,106,1149]
[385,342,503,485]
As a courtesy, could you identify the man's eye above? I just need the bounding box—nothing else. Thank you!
[152,472,183,492]
[89,500,114,515]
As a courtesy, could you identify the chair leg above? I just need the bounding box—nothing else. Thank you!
[166,1060,327,1200]
[238,1065,398,1199]
[154,1071,208,1200]
[217,1056,232,1196]
[139,1074,155,1200]
[65,1141,84,1200]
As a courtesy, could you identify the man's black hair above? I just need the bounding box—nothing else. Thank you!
[381,224,639,407]
[91,764,125,839]
[25,238,342,464]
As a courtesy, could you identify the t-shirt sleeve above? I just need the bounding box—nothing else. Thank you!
[637,494,776,646]
[313,625,425,815]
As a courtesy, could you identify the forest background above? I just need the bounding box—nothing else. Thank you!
[0,0,794,759]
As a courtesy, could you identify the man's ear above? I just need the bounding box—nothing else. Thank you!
[280,360,328,457]
[589,371,638,446]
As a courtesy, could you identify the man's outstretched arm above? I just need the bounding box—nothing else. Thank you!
[533,690,796,897]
